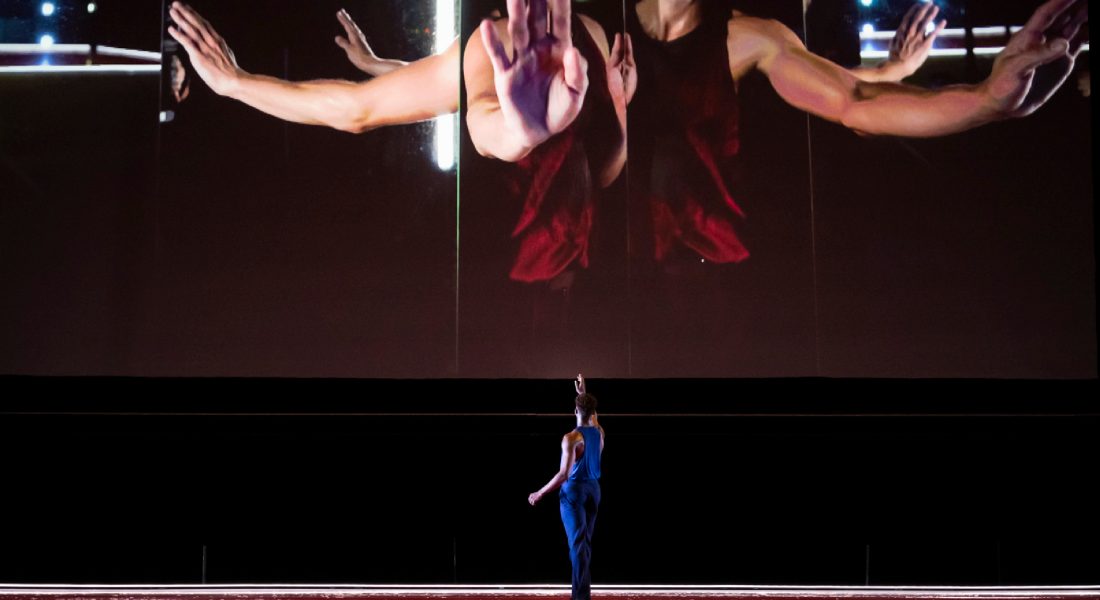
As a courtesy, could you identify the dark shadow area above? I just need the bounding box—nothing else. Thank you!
[2,378,1097,584]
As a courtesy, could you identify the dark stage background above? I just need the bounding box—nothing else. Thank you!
[1,378,1098,585]
[1,0,1097,587]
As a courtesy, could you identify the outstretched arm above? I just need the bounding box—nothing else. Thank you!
[850,1,946,83]
[168,2,459,133]
[728,0,1087,137]
[464,0,589,162]
[528,434,577,505]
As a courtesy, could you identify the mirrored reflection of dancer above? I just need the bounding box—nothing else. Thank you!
[458,0,633,376]
[529,374,604,600]
[465,0,630,282]
[166,0,935,141]
[459,0,955,377]
[622,0,1086,376]
[463,0,939,287]
[332,8,410,77]
[167,2,458,133]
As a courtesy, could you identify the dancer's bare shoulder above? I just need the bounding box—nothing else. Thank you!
[726,10,801,80]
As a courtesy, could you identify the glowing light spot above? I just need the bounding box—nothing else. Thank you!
[434,0,456,171]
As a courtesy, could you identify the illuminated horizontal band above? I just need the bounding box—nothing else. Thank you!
[0,64,161,73]
[861,42,1089,59]
[860,25,1024,40]
[2,584,1100,596]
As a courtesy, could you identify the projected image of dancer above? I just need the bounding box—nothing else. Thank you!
[458,0,970,377]
[529,374,604,600]
[166,2,459,132]
[621,0,1087,376]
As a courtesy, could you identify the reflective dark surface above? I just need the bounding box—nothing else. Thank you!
[155,1,458,376]
[0,0,1094,378]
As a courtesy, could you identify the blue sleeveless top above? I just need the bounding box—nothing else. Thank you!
[568,426,602,482]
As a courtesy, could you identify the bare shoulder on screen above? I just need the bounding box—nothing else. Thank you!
[726,11,798,81]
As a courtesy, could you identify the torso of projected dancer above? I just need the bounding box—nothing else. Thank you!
[504,13,619,283]
[628,1,748,266]
[528,377,604,600]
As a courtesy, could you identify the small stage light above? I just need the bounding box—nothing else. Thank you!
[40,34,55,46]
[42,3,56,16]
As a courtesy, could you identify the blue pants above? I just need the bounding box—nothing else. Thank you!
[560,479,600,600]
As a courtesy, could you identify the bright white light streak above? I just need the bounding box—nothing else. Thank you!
[860,0,872,6]
[0,64,161,73]
[41,3,56,16]
[0,43,90,53]
[2,583,1100,595]
[972,26,1011,36]
[434,0,457,171]
[435,113,456,171]
[861,43,1088,59]
[862,27,1015,40]
[96,45,161,62]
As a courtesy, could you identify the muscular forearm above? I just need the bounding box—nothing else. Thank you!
[841,80,1000,136]
[223,42,459,134]
[536,471,569,498]
[765,45,1000,137]
[225,73,372,132]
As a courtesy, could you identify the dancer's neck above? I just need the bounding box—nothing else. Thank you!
[636,0,703,42]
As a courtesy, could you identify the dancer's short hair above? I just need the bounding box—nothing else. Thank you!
[575,393,598,421]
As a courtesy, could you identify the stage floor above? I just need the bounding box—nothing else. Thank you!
[2,585,1098,600]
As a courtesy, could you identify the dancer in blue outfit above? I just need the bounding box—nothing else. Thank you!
[529,374,605,600]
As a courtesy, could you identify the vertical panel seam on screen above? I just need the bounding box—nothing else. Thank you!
[624,0,633,378]
[802,3,823,377]
[152,0,168,374]
[454,0,463,376]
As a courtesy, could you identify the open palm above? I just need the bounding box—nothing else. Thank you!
[985,0,1087,117]
[479,0,589,148]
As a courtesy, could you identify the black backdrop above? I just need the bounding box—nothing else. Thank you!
[2,378,1098,585]
[2,0,1097,585]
